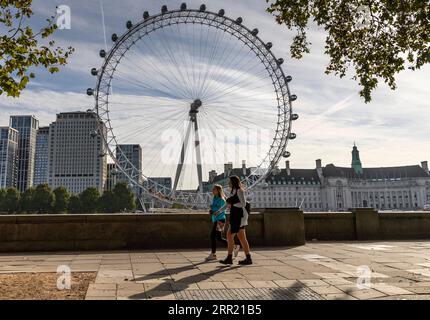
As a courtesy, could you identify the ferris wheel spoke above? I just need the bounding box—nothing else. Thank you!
[123,49,190,100]
[199,110,266,168]
[200,43,250,100]
[207,97,276,107]
[114,109,185,142]
[125,43,191,100]
[134,40,190,99]
[153,27,195,99]
[108,98,187,111]
[116,60,187,101]
[199,40,256,100]
[191,22,198,98]
[205,106,277,122]
[202,56,270,102]
[196,24,230,99]
[174,22,198,98]
[194,22,206,98]
[156,27,191,91]
[108,102,184,110]
[216,109,277,123]
[112,70,172,98]
[201,63,267,102]
[142,114,189,179]
[199,27,252,88]
[203,106,272,130]
[203,70,272,104]
[195,22,226,98]
[207,96,277,106]
[118,54,174,94]
[198,111,236,166]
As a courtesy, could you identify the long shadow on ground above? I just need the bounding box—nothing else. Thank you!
[130,261,241,299]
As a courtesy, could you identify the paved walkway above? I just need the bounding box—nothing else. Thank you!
[2,241,430,300]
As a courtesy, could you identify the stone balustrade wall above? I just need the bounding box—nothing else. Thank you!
[0,208,429,252]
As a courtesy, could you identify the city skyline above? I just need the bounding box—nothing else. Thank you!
[1,106,429,172]
[0,0,429,173]
[1,109,429,212]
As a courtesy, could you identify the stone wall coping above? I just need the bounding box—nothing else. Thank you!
[304,212,354,218]
[0,212,265,224]
[379,211,430,218]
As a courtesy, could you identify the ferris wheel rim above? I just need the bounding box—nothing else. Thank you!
[91,6,295,207]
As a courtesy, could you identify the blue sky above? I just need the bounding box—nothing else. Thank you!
[0,0,429,182]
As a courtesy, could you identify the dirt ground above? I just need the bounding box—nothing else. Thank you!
[0,272,96,300]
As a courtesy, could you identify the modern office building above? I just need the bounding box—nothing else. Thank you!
[206,145,430,211]
[33,126,50,186]
[142,177,173,209]
[106,163,118,191]
[0,127,19,189]
[10,115,39,191]
[115,144,143,194]
[48,111,107,194]
[147,177,173,193]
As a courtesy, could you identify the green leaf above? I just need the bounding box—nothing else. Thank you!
[0,0,74,97]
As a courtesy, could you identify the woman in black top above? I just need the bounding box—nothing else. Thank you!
[215,176,252,265]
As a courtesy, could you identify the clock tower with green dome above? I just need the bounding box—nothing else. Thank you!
[351,143,363,175]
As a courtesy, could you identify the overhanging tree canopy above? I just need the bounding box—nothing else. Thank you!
[0,0,74,97]
[266,0,430,102]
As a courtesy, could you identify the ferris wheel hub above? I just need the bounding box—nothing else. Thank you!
[189,99,202,119]
[191,99,202,110]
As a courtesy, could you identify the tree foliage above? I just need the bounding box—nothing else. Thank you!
[0,188,6,212]
[99,190,115,213]
[0,183,138,214]
[79,187,100,213]
[266,0,430,102]
[68,195,81,214]
[53,186,70,213]
[112,182,136,212]
[3,187,20,213]
[33,184,54,213]
[0,0,74,97]
[20,187,35,213]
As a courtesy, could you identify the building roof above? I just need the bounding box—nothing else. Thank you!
[210,167,321,185]
[266,168,320,183]
[56,111,99,119]
[0,126,18,131]
[37,126,50,134]
[323,164,430,179]
[210,168,253,184]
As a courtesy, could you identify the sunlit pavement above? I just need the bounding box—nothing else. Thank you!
[2,241,430,300]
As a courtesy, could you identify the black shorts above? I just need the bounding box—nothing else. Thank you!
[229,208,244,234]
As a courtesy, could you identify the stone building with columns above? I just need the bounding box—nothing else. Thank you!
[205,145,430,211]
[319,145,430,211]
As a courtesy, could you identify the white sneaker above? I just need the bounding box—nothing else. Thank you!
[205,254,217,261]
[233,245,240,258]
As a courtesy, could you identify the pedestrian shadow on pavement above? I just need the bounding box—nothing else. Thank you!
[267,282,325,300]
[130,261,241,300]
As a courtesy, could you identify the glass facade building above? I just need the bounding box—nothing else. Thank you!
[0,127,19,189]
[116,144,143,195]
[10,115,39,191]
[33,126,50,186]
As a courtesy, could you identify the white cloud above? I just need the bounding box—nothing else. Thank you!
[0,90,93,126]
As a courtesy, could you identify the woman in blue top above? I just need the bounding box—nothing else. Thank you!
[205,185,229,261]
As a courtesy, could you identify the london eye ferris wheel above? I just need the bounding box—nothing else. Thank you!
[87,3,299,208]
